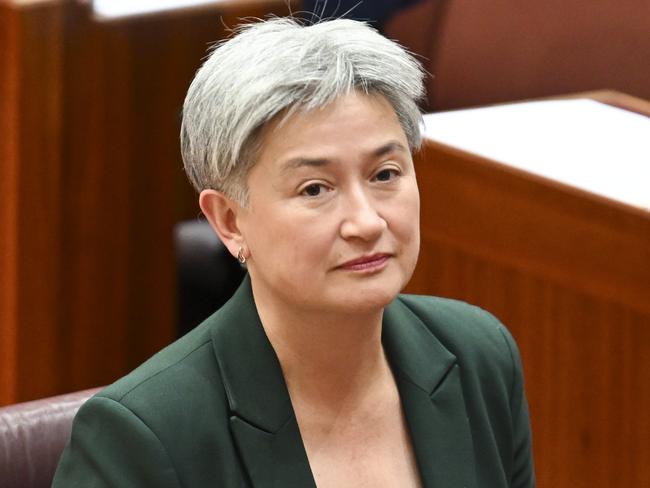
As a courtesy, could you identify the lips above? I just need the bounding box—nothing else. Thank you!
[338,253,391,271]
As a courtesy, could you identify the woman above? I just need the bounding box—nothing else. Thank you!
[54,18,535,487]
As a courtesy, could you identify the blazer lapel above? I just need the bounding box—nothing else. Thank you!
[383,299,478,488]
[211,278,476,487]
[210,276,316,488]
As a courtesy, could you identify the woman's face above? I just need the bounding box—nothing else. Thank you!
[238,91,420,315]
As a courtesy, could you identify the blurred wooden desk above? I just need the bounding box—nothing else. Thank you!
[408,91,650,487]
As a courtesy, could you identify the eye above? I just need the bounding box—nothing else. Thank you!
[373,168,400,182]
[301,183,328,197]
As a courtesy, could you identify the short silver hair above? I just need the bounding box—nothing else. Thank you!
[181,17,425,204]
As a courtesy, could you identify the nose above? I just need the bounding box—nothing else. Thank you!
[339,186,387,242]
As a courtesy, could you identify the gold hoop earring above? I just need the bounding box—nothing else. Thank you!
[237,247,246,264]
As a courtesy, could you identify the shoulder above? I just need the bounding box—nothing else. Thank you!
[55,312,238,486]
[100,316,218,404]
[393,294,521,388]
[395,294,517,357]
[86,311,231,439]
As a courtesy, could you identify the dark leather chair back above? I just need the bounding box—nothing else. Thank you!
[0,387,101,488]
[175,219,246,336]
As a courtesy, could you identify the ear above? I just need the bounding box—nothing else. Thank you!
[199,189,246,260]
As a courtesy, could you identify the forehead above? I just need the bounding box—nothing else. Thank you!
[255,92,407,167]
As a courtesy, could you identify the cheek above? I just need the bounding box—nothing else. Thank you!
[402,220,421,261]
[393,184,421,241]
[290,222,337,263]
[395,194,421,280]
[253,213,336,269]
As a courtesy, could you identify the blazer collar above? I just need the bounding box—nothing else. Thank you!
[210,276,315,488]
[383,298,478,488]
[211,277,476,488]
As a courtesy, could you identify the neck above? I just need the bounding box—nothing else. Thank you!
[252,284,393,416]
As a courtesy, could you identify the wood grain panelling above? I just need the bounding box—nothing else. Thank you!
[0,3,20,406]
[59,4,138,393]
[0,1,66,405]
[407,139,650,487]
[0,0,294,405]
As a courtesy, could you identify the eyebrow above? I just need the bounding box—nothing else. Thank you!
[280,141,408,173]
[373,141,408,158]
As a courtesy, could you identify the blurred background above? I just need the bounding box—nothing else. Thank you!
[1,1,649,486]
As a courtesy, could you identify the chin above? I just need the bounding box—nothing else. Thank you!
[334,284,402,314]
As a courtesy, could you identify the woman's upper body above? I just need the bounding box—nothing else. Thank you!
[53,276,535,488]
[54,17,535,487]
[215,89,423,487]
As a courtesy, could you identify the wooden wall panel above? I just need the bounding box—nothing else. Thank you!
[0,0,294,405]
[0,3,20,406]
[58,5,138,391]
[0,1,66,405]
[407,139,650,487]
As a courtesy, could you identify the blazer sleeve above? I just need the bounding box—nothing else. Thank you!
[53,395,182,488]
[497,324,536,488]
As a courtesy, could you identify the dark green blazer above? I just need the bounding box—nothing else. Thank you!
[53,276,535,487]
